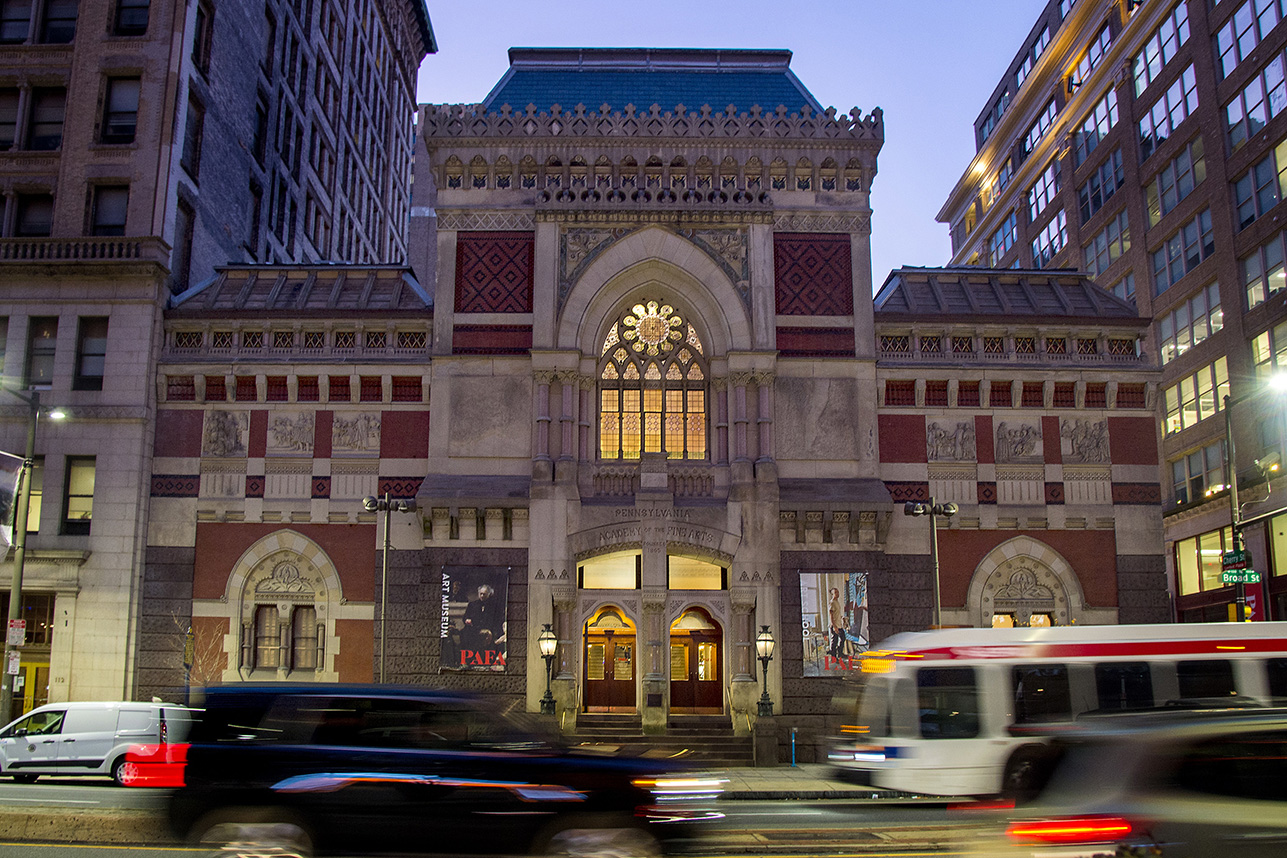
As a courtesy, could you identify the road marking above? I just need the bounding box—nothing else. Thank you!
[0,798,96,804]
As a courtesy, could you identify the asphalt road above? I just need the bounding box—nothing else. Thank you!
[0,780,997,856]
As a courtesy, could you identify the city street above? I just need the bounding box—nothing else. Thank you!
[0,780,997,857]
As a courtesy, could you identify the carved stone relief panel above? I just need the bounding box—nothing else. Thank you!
[994,419,1043,464]
[331,412,381,454]
[267,411,316,455]
[203,411,248,457]
[926,418,977,462]
[1060,418,1110,464]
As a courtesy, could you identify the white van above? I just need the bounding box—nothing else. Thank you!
[0,701,190,785]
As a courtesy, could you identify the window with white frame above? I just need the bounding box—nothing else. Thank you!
[1016,26,1051,90]
[61,456,95,535]
[1027,162,1059,221]
[1140,64,1198,161]
[1134,2,1190,95]
[1074,89,1119,167]
[1170,441,1226,506]
[1159,282,1222,364]
[1152,209,1214,295]
[1146,136,1206,228]
[991,211,1018,265]
[1023,99,1058,159]
[1234,137,1287,229]
[1163,356,1228,435]
[980,91,1010,146]
[992,158,1014,202]
[1242,229,1287,308]
[1225,54,1287,151]
[1078,149,1124,222]
[1084,209,1130,277]
[1032,210,1067,268]
[1071,23,1113,90]
[1216,0,1286,79]
[1175,526,1236,595]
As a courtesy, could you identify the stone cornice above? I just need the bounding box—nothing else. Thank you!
[421,103,883,146]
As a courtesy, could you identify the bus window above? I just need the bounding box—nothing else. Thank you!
[1177,659,1236,700]
[1094,662,1153,710]
[857,676,892,738]
[916,667,979,739]
[1012,664,1071,723]
[1270,659,1287,700]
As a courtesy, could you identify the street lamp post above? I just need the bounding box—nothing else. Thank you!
[538,623,557,715]
[755,625,775,717]
[1,389,63,725]
[903,498,959,629]
[362,493,415,683]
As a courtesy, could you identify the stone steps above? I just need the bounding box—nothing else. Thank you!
[569,713,754,768]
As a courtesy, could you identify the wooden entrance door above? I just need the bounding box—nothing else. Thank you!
[583,631,635,711]
[669,632,721,713]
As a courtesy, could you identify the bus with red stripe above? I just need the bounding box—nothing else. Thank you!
[827,622,1287,799]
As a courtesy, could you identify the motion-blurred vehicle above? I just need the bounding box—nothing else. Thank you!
[0,700,189,785]
[828,621,1287,799]
[138,683,721,857]
[979,708,1287,857]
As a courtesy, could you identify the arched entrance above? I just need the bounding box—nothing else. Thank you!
[669,607,722,714]
[583,606,637,712]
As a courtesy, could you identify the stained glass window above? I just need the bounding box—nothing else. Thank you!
[600,300,707,460]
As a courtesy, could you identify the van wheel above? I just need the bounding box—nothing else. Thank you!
[10,774,37,784]
[534,816,659,857]
[193,809,314,858]
[1000,745,1053,804]
[111,757,135,786]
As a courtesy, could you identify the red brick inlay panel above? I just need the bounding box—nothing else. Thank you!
[455,231,534,313]
[776,327,855,357]
[773,233,854,315]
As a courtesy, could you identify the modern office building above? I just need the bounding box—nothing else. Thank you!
[937,0,1287,622]
[0,0,434,715]
[137,47,1165,763]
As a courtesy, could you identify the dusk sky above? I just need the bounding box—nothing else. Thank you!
[414,0,1049,291]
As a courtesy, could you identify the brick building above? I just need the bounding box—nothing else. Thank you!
[137,47,1166,762]
[937,0,1287,622]
[0,0,433,715]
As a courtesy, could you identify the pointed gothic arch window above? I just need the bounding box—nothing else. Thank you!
[599,300,707,460]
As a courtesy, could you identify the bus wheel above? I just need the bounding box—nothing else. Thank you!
[1000,745,1048,804]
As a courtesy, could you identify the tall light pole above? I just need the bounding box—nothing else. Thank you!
[904,498,958,629]
[1,388,64,724]
[362,493,415,683]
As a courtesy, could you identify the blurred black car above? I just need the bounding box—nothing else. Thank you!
[981,707,1287,858]
[137,684,721,857]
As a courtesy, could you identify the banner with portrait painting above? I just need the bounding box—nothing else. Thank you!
[0,452,23,549]
[800,571,870,676]
[439,566,509,672]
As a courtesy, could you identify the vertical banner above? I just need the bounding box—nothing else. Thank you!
[800,571,870,676]
[439,566,509,672]
[0,451,23,549]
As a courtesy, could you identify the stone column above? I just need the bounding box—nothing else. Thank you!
[729,587,758,736]
[578,376,595,461]
[714,379,729,465]
[641,586,668,734]
[754,372,775,463]
[552,586,577,730]
[732,373,751,462]
[534,371,553,462]
[558,371,576,461]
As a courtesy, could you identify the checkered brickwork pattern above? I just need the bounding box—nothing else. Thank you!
[773,233,854,316]
[455,232,535,313]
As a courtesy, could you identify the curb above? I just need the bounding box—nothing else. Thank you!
[0,809,174,845]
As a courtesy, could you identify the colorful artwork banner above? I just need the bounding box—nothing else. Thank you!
[800,571,870,676]
[439,566,509,673]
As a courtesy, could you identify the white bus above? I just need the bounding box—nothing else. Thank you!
[828,622,1287,800]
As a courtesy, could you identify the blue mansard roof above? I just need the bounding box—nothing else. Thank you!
[482,48,825,114]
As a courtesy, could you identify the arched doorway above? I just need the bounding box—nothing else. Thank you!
[669,607,722,714]
[583,607,637,712]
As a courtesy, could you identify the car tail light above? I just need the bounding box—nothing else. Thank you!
[1005,816,1134,845]
[123,742,189,788]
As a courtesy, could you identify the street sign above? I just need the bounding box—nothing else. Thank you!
[5,650,18,676]
[6,619,24,646]
[1221,569,1262,584]
[1222,549,1250,570]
